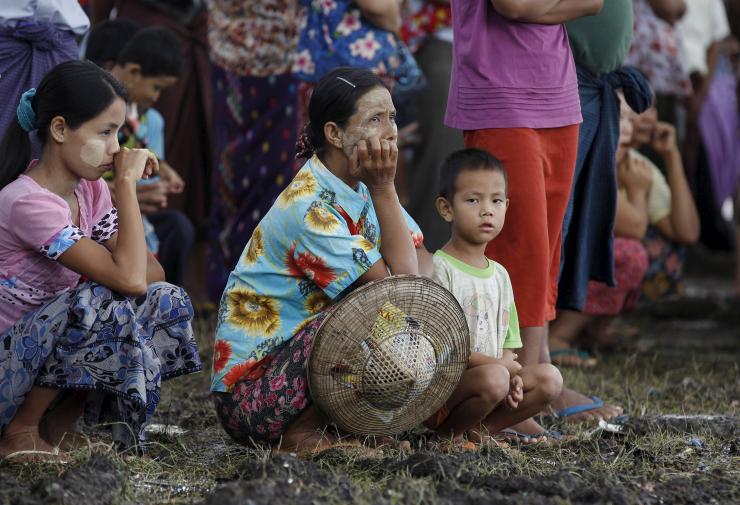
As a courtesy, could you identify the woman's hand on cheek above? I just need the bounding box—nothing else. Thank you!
[355,136,398,191]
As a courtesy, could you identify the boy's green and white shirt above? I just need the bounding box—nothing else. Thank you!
[433,250,521,359]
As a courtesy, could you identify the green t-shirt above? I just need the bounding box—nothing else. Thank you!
[566,0,634,75]
[432,250,521,359]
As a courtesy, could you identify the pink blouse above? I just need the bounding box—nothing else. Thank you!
[0,175,118,332]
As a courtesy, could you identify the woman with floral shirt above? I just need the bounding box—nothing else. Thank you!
[211,68,431,453]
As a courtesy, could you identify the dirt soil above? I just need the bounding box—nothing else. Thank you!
[1,277,738,504]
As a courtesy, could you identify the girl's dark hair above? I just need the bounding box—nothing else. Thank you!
[0,60,128,190]
[295,67,387,159]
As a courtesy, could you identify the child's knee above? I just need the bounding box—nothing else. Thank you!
[477,365,510,405]
[536,364,563,402]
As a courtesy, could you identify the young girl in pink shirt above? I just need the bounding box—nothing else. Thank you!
[0,60,201,462]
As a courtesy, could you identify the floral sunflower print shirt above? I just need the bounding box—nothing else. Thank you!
[210,155,424,392]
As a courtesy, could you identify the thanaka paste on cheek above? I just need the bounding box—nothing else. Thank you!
[80,139,106,168]
[340,88,398,175]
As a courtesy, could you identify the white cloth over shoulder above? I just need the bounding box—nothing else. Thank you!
[0,0,90,35]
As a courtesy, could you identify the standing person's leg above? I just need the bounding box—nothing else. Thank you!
[465,128,550,366]
[207,69,298,301]
[549,238,648,420]
[407,38,464,251]
[465,127,555,436]
[540,125,624,421]
[540,124,580,362]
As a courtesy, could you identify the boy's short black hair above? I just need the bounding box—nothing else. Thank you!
[85,19,143,68]
[438,148,508,200]
[116,26,185,78]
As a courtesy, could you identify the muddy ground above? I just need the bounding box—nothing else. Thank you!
[1,269,738,504]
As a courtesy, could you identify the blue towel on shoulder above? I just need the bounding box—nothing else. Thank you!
[558,65,652,311]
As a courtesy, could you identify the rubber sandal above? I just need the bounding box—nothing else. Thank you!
[549,349,598,367]
[0,428,69,464]
[552,396,604,419]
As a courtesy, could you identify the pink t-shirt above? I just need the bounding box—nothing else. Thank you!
[0,175,118,333]
[445,1,582,130]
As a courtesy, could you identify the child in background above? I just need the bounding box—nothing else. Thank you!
[85,18,143,70]
[0,61,201,461]
[86,23,195,287]
[429,149,563,445]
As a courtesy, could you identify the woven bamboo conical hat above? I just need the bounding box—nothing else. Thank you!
[308,275,470,435]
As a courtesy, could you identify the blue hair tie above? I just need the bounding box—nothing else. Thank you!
[16,88,37,132]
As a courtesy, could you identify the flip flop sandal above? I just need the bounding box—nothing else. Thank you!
[549,349,598,367]
[553,395,604,418]
[0,429,69,464]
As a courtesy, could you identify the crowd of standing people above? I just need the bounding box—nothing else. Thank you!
[0,0,738,458]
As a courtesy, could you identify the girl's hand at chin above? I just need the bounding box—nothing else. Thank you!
[113,148,160,185]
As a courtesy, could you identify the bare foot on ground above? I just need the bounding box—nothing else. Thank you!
[275,429,360,455]
[465,429,510,449]
[549,336,598,368]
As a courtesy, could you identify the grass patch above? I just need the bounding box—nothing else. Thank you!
[1,308,738,504]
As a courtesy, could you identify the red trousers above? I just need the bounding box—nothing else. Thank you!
[465,125,579,328]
